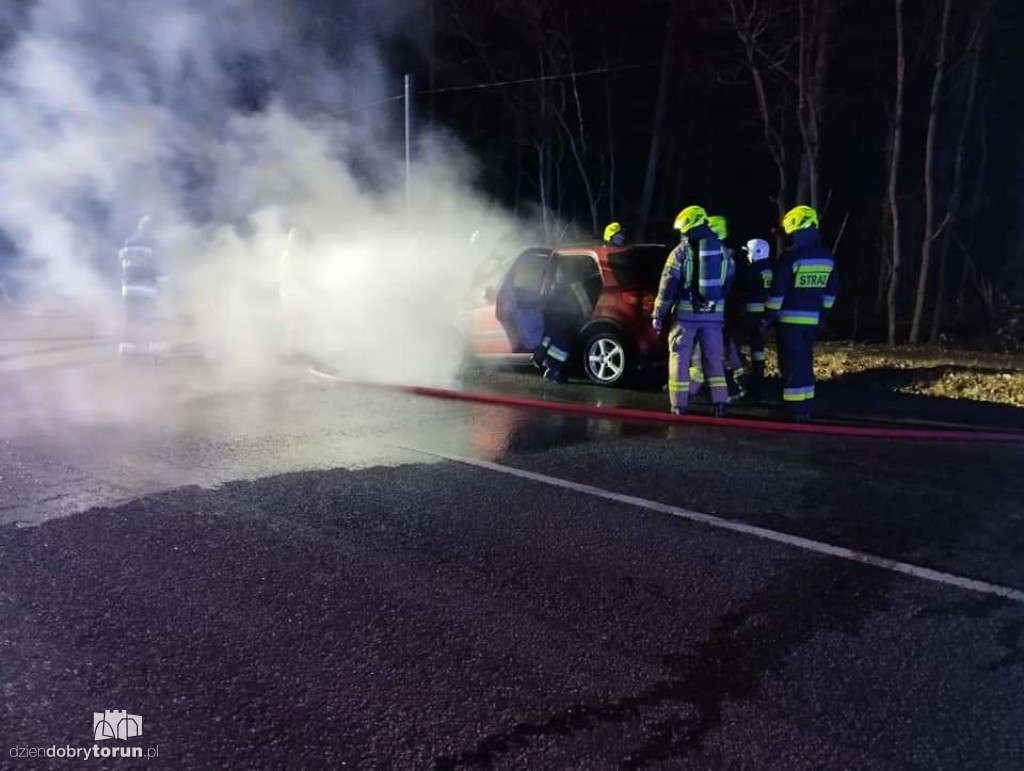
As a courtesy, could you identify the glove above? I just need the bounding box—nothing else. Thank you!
[652,317,664,334]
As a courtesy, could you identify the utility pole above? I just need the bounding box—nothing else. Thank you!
[404,73,414,204]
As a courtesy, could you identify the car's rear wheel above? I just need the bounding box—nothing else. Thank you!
[583,328,630,386]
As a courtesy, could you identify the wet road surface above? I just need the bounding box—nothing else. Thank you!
[2,346,1024,768]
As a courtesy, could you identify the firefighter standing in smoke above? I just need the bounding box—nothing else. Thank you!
[279,226,303,357]
[765,205,837,421]
[652,205,732,416]
[118,215,162,361]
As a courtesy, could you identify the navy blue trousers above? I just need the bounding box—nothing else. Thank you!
[777,323,818,414]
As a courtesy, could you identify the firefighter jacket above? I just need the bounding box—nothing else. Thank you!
[766,228,837,326]
[653,224,735,325]
[738,261,775,316]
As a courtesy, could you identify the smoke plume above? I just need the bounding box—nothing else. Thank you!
[0,0,532,426]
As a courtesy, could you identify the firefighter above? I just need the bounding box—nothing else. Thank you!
[603,222,626,247]
[707,216,731,257]
[118,215,160,363]
[707,214,745,398]
[765,205,837,421]
[738,238,773,399]
[652,205,732,416]
[279,226,304,358]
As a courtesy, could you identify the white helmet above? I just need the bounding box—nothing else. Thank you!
[743,238,770,262]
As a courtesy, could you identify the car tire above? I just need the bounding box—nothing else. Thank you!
[582,328,631,387]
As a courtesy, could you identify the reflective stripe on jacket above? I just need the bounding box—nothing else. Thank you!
[766,228,837,326]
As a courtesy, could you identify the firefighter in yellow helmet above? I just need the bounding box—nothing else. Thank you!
[652,205,734,416]
[603,222,626,247]
[706,214,746,399]
[765,205,838,421]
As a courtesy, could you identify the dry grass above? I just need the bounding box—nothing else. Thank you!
[759,342,1024,408]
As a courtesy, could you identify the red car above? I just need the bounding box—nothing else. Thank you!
[466,244,669,386]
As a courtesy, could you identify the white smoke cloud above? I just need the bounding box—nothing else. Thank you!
[0,0,539,426]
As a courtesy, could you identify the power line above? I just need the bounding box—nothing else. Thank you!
[328,94,404,116]
[420,63,651,95]
[324,63,651,116]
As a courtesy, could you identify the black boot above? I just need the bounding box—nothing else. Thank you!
[544,366,567,384]
[714,403,727,418]
[748,362,765,401]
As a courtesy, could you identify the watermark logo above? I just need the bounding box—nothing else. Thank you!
[8,710,158,761]
[93,710,143,741]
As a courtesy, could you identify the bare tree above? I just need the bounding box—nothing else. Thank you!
[885,0,906,345]
[637,1,677,241]
[929,3,993,342]
[553,75,599,238]
[908,0,953,344]
[441,0,566,240]
[603,67,617,222]
[794,0,836,211]
[956,115,989,310]
[727,0,791,248]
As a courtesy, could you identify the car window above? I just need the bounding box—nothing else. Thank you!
[554,254,600,285]
[511,251,550,293]
[607,246,670,288]
[552,253,602,310]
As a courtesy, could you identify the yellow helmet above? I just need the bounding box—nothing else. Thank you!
[782,205,819,235]
[707,215,728,239]
[673,205,707,234]
[603,222,622,243]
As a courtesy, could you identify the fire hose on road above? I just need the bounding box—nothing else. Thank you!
[308,366,1024,444]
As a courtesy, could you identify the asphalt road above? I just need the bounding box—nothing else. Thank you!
[2,342,1024,768]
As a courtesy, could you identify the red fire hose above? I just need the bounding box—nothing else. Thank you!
[308,367,1024,444]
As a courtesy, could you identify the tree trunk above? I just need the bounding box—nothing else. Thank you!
[536,41,552,241]
[876,241,889,314]
[726,0,792,252]
[637,2,677,241]
[427,0,436,123]
[886,0,906,345]
[537,141,551,241]
[909,0,953,344]
[604,68,617,222]
[762,73,788,257]
[555,92,599,239]
[795,0,833,212]
[554,147,563,228]
[513,140,523,216]
[930,17,986,342]
[809,0,834,211]
[957,97,989,310]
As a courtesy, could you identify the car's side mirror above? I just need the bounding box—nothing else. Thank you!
[483,285,496,302]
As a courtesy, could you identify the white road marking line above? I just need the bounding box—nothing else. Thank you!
[400,445,1024,605]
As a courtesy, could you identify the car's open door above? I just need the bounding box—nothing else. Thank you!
[494,248,554,353]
